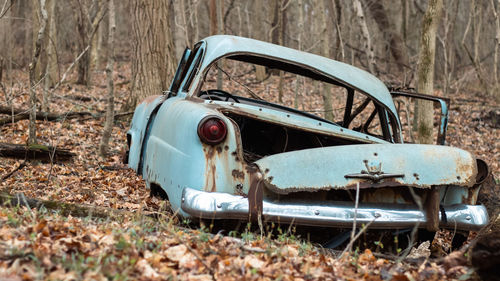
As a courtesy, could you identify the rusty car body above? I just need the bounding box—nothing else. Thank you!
[126,35,489,232]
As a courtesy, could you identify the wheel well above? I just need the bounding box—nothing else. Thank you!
[150,182,169,200]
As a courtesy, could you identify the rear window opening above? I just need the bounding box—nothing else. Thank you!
[200,57,397,142]
[225,112,363,163]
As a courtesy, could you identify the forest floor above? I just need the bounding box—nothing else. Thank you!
[0,63,498,280]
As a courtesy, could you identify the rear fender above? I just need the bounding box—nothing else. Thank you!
[127,95,167,172]
[141,100,250,216]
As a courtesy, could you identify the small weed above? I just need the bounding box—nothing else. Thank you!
[7,214,20,227]
[115,236,130,251]
[241,230,255,242]
[198,225,211,242]
[298,241,312,256]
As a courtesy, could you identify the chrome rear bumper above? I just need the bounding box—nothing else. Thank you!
[181,188,489,230]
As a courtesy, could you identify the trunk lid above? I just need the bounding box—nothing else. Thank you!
[254,144,477,194]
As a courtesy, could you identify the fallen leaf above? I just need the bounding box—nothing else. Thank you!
[165,244,187,262]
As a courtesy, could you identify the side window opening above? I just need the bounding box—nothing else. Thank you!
[176,42,204,93]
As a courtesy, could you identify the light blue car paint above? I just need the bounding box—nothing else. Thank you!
[126,35,488,230]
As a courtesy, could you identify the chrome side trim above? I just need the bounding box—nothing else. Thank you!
[181,188,488,231]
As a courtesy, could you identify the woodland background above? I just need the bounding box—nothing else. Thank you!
[0,0,499,280]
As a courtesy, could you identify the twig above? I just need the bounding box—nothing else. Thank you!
[51,45,90,92]
[340,217,378,258]
[18,193,35,220]
[347,183,360,253]
[1,160,26,181]
[0,0,15,20]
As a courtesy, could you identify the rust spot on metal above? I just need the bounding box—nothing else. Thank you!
[265,168,270,173]
[216,146,223,153]
[203,146,217,192]
[424,187,440,232]
[210,164,217,192]
[245,164,259,173]
[224,145,229,151]
[248,171,263,222]
[232,169,245,180]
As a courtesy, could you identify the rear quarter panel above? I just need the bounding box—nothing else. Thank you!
[141,97,249,215]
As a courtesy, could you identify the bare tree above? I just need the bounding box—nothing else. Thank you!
[41,0,57,112]
[252,0,266,81]
[352,0,376,74]
[364,0,409,72]
[28,0,48,144]
[128,0,176,108]
[414,0,444,232]
[461,0,491,97]
[99,0,115,157]
[320,0,334,121]
[415,0,444,145]
[491,0,500,101]
[75,0,106,86]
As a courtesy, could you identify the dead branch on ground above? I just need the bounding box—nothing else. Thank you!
[0,142,75,161]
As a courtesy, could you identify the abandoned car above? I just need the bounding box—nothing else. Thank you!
[125,35,489,233]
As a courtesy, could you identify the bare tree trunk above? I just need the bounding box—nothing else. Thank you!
[327,0,344,61]
[415,0,443,145]
[75,0,105,86]
[90,10,107,71]
[76,0,89,85]
[294,0,304,109]
[364,0,409,71]
[415,0,444,233]
[277,0,288,103]
[99,0,115,157]
[42,0,57,112]
[491,0,500,101]
[437,0,458,97]
[253,0,266,81]
[209,0,217,35]
[320,0,334,121]
[352,0,376,74]
[129,0,176,107]
[29,0,48,145]
[462,0,491,97]
[173,0,189,58]
[216,0,223,89]
[32,0,47,81]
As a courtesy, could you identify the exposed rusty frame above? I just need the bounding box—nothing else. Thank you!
[390,90,450,145]
[248,171,264,222]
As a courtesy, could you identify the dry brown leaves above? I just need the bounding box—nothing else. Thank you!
[0,206,476,280]
[0,63,496,280]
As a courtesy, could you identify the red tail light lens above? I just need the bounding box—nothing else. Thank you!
[197,116,227,145]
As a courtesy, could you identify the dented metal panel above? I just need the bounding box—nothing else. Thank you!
[255,144,477,194]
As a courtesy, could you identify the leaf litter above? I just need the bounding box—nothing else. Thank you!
[0,63,498,280]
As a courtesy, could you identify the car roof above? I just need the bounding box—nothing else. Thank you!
[198,35,397,116]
